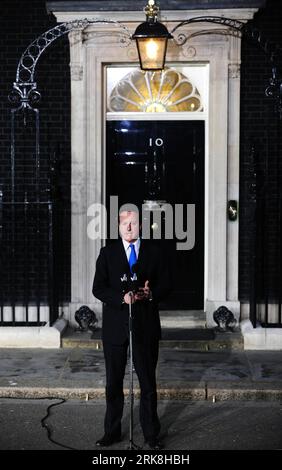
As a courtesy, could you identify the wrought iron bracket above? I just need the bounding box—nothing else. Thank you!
[171,16,245,45]
[8,18,131,111]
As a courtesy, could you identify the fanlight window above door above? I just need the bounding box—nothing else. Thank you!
[107,67,203,113]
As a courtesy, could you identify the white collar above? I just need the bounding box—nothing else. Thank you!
[122,237,140,252]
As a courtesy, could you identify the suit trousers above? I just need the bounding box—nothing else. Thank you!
[103,337,160,440]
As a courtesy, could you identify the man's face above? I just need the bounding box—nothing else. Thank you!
[119,211,140,243]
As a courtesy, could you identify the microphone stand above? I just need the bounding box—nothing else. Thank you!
[128,291,136,450]
[125,272,140,451]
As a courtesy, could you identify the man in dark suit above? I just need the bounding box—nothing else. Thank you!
[92,209,170,449]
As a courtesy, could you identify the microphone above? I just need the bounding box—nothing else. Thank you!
[129,263,139,292]
[121,273,129,297]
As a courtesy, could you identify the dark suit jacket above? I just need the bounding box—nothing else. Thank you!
[92,239,170,345]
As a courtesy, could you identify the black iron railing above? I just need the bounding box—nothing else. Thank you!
[0,193,61,326]
[248,132,282,328]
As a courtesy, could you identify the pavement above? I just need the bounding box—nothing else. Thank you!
[1,325,282,452]
[0,329,282,401]
[1,398,282,451]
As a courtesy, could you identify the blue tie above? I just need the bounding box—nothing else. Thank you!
[128,243,137,274]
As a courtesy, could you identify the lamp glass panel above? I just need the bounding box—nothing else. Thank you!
[137,38,167,70]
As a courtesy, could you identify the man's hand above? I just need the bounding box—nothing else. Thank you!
[135,280,152,301]
[124,292,136,304]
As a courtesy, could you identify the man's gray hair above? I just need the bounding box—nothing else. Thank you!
[119,203,139,216]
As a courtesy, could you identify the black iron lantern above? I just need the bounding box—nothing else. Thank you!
[132,0,173,71]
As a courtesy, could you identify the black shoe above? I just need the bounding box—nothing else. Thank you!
[145,438,163,450]
[96,434,122,447]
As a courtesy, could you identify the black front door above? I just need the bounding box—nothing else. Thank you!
[106,120,204,309]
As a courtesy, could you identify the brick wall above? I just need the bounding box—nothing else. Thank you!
[240,0,282,301]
